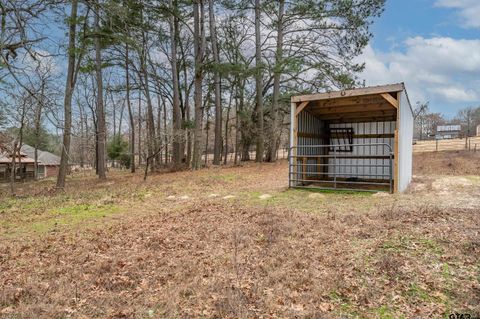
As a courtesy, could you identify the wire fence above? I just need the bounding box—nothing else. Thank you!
[413,136,480,153]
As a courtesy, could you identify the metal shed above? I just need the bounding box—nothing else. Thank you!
[289,83,414,193]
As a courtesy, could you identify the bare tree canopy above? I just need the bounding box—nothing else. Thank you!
[1,0,387,188]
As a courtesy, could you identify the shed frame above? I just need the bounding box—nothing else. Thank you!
[289,83,413,193]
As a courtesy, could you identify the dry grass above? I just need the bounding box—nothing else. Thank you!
[414,150,480,176]
[0,153,479,318]
[414,136,480,153]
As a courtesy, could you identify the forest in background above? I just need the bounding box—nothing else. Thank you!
[1,0,478,192]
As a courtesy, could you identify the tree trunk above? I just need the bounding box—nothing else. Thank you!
[268,0,284,162]
[33,83,43,180]
[234,82,239,165]
[169,0,183,169]
[209,0,222,165]
[192,0,205,169]
[204,113,209,166]
[79,103,85,168]
[95,2,106,179]
[18,116,25,182]
[162,96,168,164]
[138,93,142,166]
[140,20,157,172]
[183,62,192,168]
[237,79,250,162]
[125,42,135,173]
[254,0,264,162]
[10,141,17,196]
[156,92,163,166]
[223,93,233,165]
[56,0,78,189]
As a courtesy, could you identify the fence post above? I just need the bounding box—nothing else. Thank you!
[333,145,337,189]
[389,151,393,194]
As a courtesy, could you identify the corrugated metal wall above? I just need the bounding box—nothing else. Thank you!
[328,121,395,180]
[296,111,327,178]
[398,91,414,192]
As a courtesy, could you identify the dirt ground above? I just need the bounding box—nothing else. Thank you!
[0,151,479,318]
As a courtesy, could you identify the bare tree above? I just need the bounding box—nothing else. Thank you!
[94,1,106,179]
[254,0,264,162]
[56,0,79,189]
[169,0,183,169]
[208,0,222,165]
[192,0,205,169]
[124,41,135,172]
[267,0,284,162]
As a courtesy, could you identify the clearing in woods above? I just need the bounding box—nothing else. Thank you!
[0,151,479,318]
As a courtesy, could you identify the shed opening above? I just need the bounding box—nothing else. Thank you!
[289,83,414,193]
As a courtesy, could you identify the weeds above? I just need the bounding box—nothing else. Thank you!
[0,156,479,318]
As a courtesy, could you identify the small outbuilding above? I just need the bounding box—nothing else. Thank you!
[436,125,461,139]
[289,83,414,193]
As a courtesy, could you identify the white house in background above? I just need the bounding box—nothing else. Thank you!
[436,125,461,139]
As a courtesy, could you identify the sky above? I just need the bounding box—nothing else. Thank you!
[356,0,480,118]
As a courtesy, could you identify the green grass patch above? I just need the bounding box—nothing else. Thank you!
[208,173,239,182]
[373,305,398,319]
[328,291,362,318]
[34,203,120,233]
[2,203,121,236]
[406,282,433,302]
[381,236,444,255]
[240,187,380,214]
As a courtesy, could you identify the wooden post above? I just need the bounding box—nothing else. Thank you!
[290,101,297,186]
[393,92,400,193]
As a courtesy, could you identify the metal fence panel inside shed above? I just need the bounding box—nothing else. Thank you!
[328,121,395,180]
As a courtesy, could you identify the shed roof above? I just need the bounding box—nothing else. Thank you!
[291,83,405,103]
[291,83,411,123]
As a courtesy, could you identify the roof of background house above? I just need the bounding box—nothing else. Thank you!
[20,144,61,165]
[437,125,461,132]
[0,154,36,163]
[0,144,61,165]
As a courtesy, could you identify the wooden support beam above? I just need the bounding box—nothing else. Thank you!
[295,101,309,116]
[315,96,386,108]
[291,155,392,160]
[298,132,395,139]
[317,110,397,121]
[381,93,399,109]
[328,116,397,124]
[312,104,393,115]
